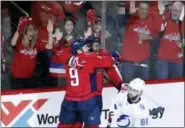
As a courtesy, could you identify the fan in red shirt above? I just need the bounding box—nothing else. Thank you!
[156,1,185,79]
[31,1,66,42]
[121,1,155,83]
[58,39,114,128]
[49,17,76,86]
[62,17,77,46]
[31,2,66,85]
[59,1,84,21]
[10,17,54,89]
[48,28,69,86]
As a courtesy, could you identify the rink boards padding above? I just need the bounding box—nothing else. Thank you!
[1,78,184,127]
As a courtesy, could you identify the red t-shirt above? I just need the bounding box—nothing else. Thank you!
[158,19,184,63]
[60,1,83,21]
[11,36,46,78]
[31,1,65,27]
[122,16,155,62]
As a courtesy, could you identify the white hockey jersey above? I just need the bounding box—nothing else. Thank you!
[108,91,150,127]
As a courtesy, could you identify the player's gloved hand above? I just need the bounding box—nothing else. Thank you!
[110,50,121,58]
[110,51,121,65]
[17,17,30,33]
[149,106,165,119]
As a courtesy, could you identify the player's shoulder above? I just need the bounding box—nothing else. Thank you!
[86,52,97,57]
[114,91,128,104]
[99,49,110,56]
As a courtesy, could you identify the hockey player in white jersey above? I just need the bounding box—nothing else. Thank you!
[107,78,164,127]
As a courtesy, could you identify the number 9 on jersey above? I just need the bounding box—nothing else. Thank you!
[69,68,79,86]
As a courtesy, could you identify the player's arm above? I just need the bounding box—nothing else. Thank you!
[105,65,123,91]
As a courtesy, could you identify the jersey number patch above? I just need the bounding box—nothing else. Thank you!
[69,68,79,86]
[140,118,148,126]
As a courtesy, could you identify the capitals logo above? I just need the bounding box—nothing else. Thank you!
[1,98,48,127]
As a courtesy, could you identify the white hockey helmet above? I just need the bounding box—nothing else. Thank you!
[128,78,146,92]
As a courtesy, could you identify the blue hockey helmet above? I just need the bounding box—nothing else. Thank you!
[70,39,85,54]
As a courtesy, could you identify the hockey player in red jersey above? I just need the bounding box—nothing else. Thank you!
[58,39,115,128]
[85,37,122,113]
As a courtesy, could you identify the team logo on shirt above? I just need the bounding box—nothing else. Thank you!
[133,25,151,35]
[164,33,180,41]
[20,49,37,56]
[139,104,145,110]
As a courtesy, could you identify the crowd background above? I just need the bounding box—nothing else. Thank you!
[1,1,185,90]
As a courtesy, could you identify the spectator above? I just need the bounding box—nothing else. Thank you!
[48,17,81,87]
[10,17,53,89]
[60,1,84,21]
[117,1,140,46]
[121,2,155,83]
[62,17,77,44]
[148,1,172,79]
[60,1,86,32]
[155,1,184,79]
[31,1,65,86]
[84,13,112,51]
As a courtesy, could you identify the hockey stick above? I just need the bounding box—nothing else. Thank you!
[142,92,165,119]
[112,56,149,68]
[119,59,149,68]
[142,92,162,107]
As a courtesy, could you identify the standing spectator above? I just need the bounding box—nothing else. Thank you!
[92,17,112,51]
[155,1,184,79]
[84,10,112,51]
[48,17,80,87]
[60,1,84,21]
[10,17,54,89]
[31,1,65,86]
[62,17,77,44]
[149,1,172,79]
[117,1,140,46]
[121,2,155,83]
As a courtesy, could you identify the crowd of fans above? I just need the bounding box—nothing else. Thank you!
[1,1,184,89]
